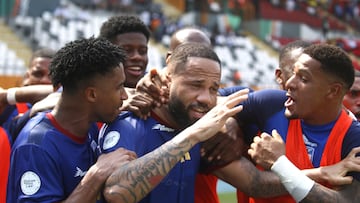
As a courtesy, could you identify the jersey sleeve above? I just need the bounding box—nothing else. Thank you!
[98,113,146,156]
[235,89,287,142]
[342,121,360,181]
[7,145,64,203]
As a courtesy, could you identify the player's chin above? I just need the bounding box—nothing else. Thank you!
[106,110,121,123]
[285,109,300,120]
[189,109,206,120]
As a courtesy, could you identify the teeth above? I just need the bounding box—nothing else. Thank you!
[192,107,206,113]
[127,67,142,71]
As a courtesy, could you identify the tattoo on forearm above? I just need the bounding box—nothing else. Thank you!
[301,180,360,203]
[249,168,286,197]
[104,140,193,203]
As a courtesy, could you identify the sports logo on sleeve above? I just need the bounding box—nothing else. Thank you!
[103,131,121,150]
[152,124,174,132]
[20,171,41,195]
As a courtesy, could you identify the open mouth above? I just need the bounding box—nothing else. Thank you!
[190,106,208,119]
[125,66,144,77]
[285,93,295,108]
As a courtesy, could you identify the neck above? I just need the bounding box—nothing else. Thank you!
[52,97,91,137]
[152,106,181,129]
[302,108,342,126]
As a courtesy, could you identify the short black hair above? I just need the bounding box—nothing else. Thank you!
[279,40,311,64]
[29,48,56,65]
[99,15,151,43]
[169,43,221,74]
[303,43,354,90]
[50,37,127,91]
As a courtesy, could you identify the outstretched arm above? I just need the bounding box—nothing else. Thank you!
[213,157,288,198]
[103,89,249,203]
[303,147,360,186]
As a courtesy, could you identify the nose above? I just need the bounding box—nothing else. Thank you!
[355,97,360,106]
[128,50,142,61]
[40,76,52,84]
[284,75,296,90]
[196,89,213,107]
[121,88,128,101]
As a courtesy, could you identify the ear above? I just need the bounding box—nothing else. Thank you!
[165,52,172,65]
[22,71,30,86]
[275,68,283,84]
[327,82,343,99]
[85,87,97,102]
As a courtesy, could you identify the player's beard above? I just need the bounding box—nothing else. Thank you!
[168,96,195,129]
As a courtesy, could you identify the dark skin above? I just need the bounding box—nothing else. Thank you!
[135,69,360,199]
[200,116,246,168]
[134,69,246,168]
[249,130,360,202]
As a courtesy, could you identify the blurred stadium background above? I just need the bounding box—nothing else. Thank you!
[1,0,360,202]
[1,0,359,90]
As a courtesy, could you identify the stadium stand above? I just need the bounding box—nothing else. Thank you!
[3,0,360,90]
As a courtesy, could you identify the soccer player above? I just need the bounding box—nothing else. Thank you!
[7,37,136,202]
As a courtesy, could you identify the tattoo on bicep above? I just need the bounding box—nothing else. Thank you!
[104,140,193,202]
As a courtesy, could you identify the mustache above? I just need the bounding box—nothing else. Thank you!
[189,102,210,112]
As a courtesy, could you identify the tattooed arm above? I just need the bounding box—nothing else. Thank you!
[248,130,360,202]
[213,157,288,198]
[104,137,197,203]
[103,89,249,203]
[301,180,360,203]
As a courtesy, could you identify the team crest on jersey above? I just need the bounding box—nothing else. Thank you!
[20,171,41,195]
[303,134,317,162]
[152,124,174,132]
[103,131,121,150]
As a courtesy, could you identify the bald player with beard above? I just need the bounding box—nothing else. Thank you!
[166,27,221,203]
[137,27,247,203]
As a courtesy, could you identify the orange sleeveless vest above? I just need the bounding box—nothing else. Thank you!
[250,110,352,203]
[194,174,220,203]
[0,127,10,203]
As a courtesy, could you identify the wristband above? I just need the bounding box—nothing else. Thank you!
[6,87,18,105]
[271,155,315,203]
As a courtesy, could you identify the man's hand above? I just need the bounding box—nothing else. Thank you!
[121,89,154,119]
[136,68,170,107]
[30,92,60,117]
[187,89,249,143]
[89,148,137,182]
[303,146,360,187]
[248,129,285,170]
[200,117,246,169]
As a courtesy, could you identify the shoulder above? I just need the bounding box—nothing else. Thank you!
[13,112,54,148]
[104,112,148,132]
[237,89,286,118]
[218,86,253,96]
[344,121,360,145]
[99,112,154,153]
[342,121,360,156]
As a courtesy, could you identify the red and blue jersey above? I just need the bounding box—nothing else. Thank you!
[0,103,31,144]
[7,112,100,203]
[99,111,201,203]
